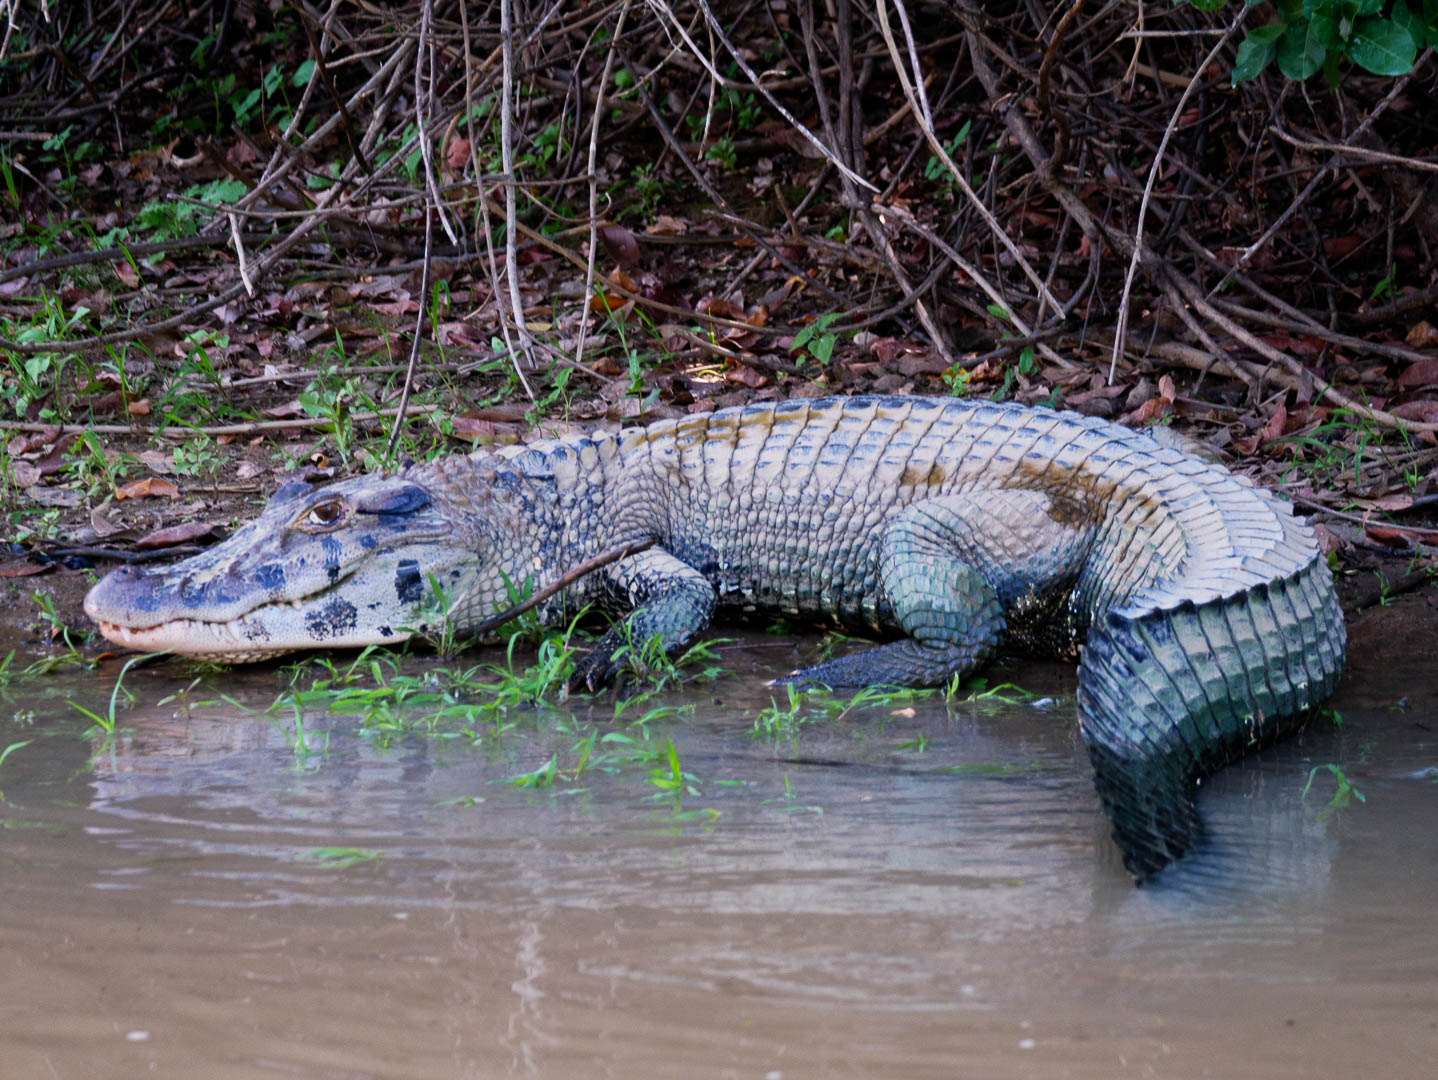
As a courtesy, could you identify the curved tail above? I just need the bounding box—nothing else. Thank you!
[1077,553,1346,880]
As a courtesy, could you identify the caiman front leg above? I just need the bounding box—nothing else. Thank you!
[780,489,1097,688]
[570,547,717,690]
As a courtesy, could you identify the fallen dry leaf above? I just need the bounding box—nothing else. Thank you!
[599,223,641,266]
[11,461,41,487]
[0,559,52,578]
[115,477,179,500]
[1128,396,1173,423]
[1397,357,1438,387]
[34,432,81,477]
[696,295,746,322]
[607,266,639,294]
[135,520,221,549]
[451,415,496,440]
[25,485,83,508]
[645,214,688,235]
[1311,522,1344,555]
[1364,519,1438,546]
[1404,321,1438,348]
[1390,399,1438,423]
[89,499,131,539]
[724,364,768,388]
[137,450,174,474]
[1258,403,1287,443]
[445,136,471,171]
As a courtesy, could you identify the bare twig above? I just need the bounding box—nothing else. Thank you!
[575,0,633,373]
[1110,7,1247,383]
[462,537,657,638]
[876,0,1062,313]
[0,406,442,439]
[498,0,538,386]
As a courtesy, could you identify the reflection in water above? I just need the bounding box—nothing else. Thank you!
[1,643,1435,1078]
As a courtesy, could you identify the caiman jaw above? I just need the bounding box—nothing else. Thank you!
[84,562,424,662]
[90,617,290,663]
[88,599,365,662]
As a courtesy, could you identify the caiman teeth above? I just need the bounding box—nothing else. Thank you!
[94,617,284,663]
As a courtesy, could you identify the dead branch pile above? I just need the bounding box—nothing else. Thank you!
[2,0,1437,442]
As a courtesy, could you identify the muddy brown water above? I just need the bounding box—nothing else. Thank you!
[1,603,1435,1079]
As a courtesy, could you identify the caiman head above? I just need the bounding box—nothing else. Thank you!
[85,469,515,662]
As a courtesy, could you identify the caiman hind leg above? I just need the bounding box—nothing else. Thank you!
[780,490,1098,688]
[570,546,717,689]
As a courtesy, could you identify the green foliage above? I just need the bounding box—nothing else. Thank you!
[300,847,381,869]
[752,683,928,739]
[625,163,666,221]
[1302,762,1366,815]
[274,701,329,768]
[65,431,133,496]
[170,436,224,480]
[683,87,763,140]
[125,179,246,249]
[0,739,31,768]
[210,62,297,130]
[523,122,569,172]
[67,655,146,741]
[791,313,842,366]
[705,136,738,171]
[2,290,87,419]
[923,120,972,188]
[941,365,972,396]
[0,148,19,213]
[1207,0,1436,85]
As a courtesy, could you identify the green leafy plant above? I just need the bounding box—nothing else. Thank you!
[762,772,823,815]
[923,120,972,186]
[705,136,738,171]
[66,431,133,497]
[0,739,31,768]
[30,591,87,660]
[2,290,87,419]
[980,304,1037,400]
[300,847,381,869]
[1302,762,1366,815]
[1193,0,1437,84]
[274,701,329,769]
[508,755,559,788]
[627,163,665,221]
[792,313,842,366]
[67,655,146,738]
[171,435,224,480]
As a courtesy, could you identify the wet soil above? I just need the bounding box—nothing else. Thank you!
[0,593,1435,1078]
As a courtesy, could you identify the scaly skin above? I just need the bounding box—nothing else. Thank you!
[85,395,1346,878]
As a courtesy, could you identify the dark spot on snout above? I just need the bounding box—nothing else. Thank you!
[360,535,377,550]
[254,563,285,591]
[395,559,424,604]
[304,597,358,640]
[178,572,242,609]
[321,536,342,583]
[379,625,393,637]
[358,485,431,522]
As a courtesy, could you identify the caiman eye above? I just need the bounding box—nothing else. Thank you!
[300,499,347,530]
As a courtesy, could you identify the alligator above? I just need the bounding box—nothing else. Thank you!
[85,395,1346,878]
